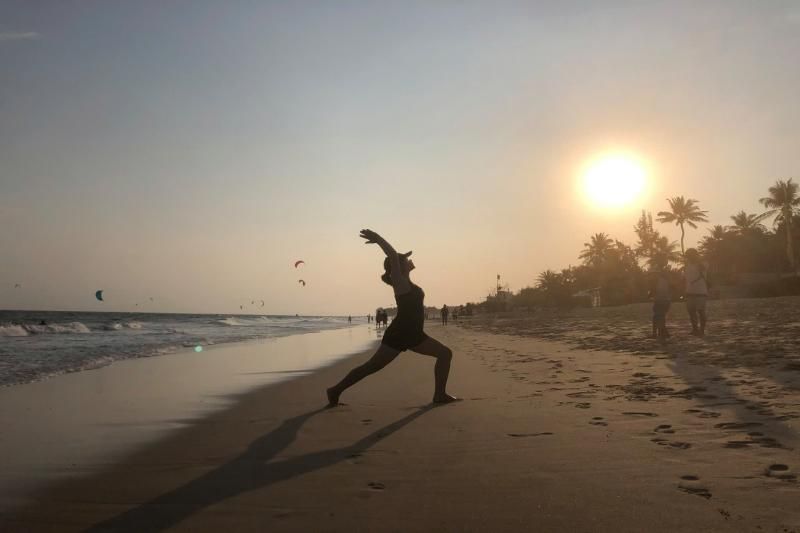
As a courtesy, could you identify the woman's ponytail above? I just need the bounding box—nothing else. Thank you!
[381,256,393,285]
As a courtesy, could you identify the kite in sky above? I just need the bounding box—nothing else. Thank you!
[95,290,104,302]
[294,260,305,268]
[298,279,306,287]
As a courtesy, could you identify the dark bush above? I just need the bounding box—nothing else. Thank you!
[751,275,800,297]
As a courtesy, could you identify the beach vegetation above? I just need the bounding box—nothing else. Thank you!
[465,181,800,314]
[759,179,800,272]
[656,196,709,256]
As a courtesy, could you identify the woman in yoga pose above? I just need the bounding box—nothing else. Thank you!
[327,229,458,406]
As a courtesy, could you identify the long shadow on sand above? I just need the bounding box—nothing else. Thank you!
[667,353,798,447]
[87,405,433,532]
[466,309,800,444]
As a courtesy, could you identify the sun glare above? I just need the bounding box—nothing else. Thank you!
[581,154,647,208]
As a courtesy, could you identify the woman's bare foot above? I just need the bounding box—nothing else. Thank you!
[326,387,340,407]
[432,393,460,404]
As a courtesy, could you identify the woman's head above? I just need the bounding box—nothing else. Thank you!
[381,252,414,285]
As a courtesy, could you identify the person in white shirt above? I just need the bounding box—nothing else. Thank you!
[683,248,708,336]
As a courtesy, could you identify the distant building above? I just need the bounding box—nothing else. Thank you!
[573,287,601,307]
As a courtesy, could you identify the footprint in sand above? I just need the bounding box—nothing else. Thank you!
[623,412,659,417]
[654,424,675,434]
[747,432,785,449]
[367,481,386,490]
[715,422,763,430]
[589,416,607,426]
[678,475,712,499]
[507,432,554,438]
[684,408,721,419]
[347,452,364,464]
[652,438,691,449]
[574,402,592,409]
[361,419,373,426]
[723,440,752,449]
[765,464,797,482]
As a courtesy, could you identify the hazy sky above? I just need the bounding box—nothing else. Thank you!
[2,1,799,315]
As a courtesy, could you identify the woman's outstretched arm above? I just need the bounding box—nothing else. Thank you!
[360,229,398,260]
[359,229,409,293]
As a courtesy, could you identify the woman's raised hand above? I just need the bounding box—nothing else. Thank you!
[359,229,381,244]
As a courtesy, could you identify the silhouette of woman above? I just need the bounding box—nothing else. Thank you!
[327,229,458,406]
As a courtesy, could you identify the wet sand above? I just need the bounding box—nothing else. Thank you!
[0,326,377,512]
[3,311,800,531]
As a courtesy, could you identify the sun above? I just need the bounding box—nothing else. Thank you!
[581,153,647,208]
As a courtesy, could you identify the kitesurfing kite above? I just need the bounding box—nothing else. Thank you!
[95,290,104,301]
[260,300,265,307]
[298,279,306,287]
[294,260,305,268]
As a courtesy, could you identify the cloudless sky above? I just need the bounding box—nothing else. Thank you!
[2,1,799,314]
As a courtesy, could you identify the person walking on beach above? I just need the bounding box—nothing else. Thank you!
[327,229,458,406]
[649,269,672,340]
[683,248,709,336]
[441,304,449,325]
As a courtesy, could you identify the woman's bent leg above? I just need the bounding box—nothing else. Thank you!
[409,336,456,403]
[327,344,400,406]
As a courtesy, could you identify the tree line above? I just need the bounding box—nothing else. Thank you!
[479,178,800,311]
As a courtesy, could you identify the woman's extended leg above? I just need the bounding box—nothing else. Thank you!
[409,336,457,403]
[327,344,400,406]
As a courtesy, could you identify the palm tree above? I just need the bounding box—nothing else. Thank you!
[633,210,659,260]
[579,233,614,267]
[648,236,681,271]
[728,211,767,235]
[698,225,729,271]
[656,196,709,255]
[760,178,800,271]
[537,269,562,291]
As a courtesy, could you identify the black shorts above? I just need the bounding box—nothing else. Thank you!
[381,328,428,352]
[653,301,670,320]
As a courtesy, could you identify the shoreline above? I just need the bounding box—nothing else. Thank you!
[0,311,362,389]
[0,325,379,511]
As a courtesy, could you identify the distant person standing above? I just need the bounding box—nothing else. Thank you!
[649,269,672,340]
[683,249,708,336]
[348,315,352,324]
[441,305,449,325]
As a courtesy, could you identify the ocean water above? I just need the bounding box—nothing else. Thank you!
[0,311,359,387]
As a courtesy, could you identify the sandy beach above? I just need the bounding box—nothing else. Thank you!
[4,306,800,532]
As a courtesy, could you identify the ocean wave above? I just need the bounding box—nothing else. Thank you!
[6,322,93,335]
[0,311,355,387]
[0,324,29,337]
[218,317,247,327]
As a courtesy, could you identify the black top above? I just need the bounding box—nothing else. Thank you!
[381,283,426,351]
[393,283,425,330]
